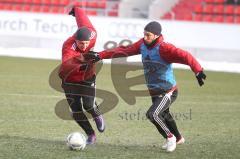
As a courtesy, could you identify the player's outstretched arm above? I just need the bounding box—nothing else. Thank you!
[98,39,143,60]
[73,7,95,30]
[160,42,207,86]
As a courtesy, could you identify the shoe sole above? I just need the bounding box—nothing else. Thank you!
[161,145,167,150]
[86,141,96,145]
[166,149,176,152]
[98,125,105,133]
[162,141,184,150]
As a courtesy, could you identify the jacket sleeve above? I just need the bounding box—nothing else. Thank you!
[160,42,203,74]
[75,7,95,30]
[99,39,142,59]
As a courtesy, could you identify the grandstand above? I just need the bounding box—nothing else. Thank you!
[161,0,240,23]
[0,0,119,16]
[0,0,240,23]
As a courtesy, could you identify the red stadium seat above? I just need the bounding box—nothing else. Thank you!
[32,0,42,5]
[203,4,214,14]
[97,2,106,9]
[24,0,33,3]
[212,15,224,22]
[59,0,70,5]
[224,5,234,15]
[235,16,240,23]
[193,0,200,2]
[194,14,203,21]
[203,15,213,22]
[51,0,59,5]
[194,4,204,13]
[13,4,22,11]
[112,3,119,10]
[183,14,193,21]
[3,4,13,11]
[50,6,61,13]
[58,7,65,14]
[214,0,225,3]
[42,6,50,12]
[22,5,31,12]
[32,5,41,12]
[0,3,3,10]
[86,10,97,16]
[204,0,214,3]
[175,14,184,20]
[74,1,87,7]
[86,1,98,8]
[108,11,118,16]
[42,0,52,5]
[235,6,240,15]
[161,12,173,19]
[14,0,25,3]
[225,15,234,23]
[213,5,224,14]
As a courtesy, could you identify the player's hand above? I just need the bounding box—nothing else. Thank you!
[83,51,101,63]
[196,71,206,86]
[68,7,75,17]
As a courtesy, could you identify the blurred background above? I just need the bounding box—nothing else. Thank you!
[0,0,240,73]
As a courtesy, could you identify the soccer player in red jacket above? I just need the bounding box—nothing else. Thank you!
[86,21,206,152]
[59,7,105,145]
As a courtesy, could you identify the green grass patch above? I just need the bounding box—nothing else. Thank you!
[0,56,240,159]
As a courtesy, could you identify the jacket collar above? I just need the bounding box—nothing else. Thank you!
[143,35,164,49]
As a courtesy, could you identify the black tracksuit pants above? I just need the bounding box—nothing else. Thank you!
[62,77,100,136]
[146,89,181,139]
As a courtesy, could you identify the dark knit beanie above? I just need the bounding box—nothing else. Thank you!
[144,21,162,36]
[76,26,91,41]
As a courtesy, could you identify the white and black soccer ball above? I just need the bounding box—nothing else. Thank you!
[66,132,86,151]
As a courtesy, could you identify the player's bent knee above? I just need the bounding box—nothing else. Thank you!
[146,111,155,122]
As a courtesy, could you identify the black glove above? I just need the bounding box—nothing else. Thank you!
[68,7,75,17]
[196,71,206,86]
[83,51,101,63]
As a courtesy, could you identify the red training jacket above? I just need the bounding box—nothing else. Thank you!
[59,7,97,83]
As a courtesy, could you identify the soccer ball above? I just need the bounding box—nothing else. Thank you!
[66,132,86,150]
